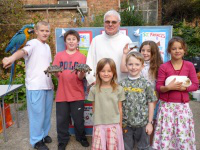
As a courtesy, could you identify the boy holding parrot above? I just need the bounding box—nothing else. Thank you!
[2,21,53,150]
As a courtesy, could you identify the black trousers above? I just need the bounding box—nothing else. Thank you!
[56,100,86,143]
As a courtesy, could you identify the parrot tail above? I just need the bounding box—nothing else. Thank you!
[6,62,15,92]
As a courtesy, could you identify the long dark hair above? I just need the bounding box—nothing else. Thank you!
[139,40,163,80]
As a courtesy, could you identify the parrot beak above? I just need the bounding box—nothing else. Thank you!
[28,28,34,34]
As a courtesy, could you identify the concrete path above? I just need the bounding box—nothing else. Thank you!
[0,101,199,150]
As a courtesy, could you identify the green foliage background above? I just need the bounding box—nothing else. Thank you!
[162,0,200,25]
[173,22,200,58]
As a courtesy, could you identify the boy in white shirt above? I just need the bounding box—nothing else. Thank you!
[2,21,54,150]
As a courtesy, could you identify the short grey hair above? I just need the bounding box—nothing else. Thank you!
[104,10,121,22]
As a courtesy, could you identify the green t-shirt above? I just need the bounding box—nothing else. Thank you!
[88,85,125,125]
[120,77,157,127]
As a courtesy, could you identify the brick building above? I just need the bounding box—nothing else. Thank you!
[20,0,125,53]
[20,0,161,54]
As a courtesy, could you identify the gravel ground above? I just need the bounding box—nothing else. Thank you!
[0,101,200,150]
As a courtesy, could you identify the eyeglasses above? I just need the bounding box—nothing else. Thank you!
[104,20,118,25]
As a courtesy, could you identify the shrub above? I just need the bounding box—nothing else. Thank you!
[173,22,200,58]
[162,0,200,25]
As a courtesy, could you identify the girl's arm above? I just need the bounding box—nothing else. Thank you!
[118,101,123,128]
[160,78,184,92]
[146,102,154,135]
[92,102,95,113]
[186,63,199,92]
[120,43,130,73]
[156,64,184,93]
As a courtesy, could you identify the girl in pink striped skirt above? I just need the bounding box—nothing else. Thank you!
[152,37,199,150]
[88,58,125,150]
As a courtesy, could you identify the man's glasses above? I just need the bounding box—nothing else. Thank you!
[104,20,118,25]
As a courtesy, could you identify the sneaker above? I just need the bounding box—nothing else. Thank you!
[58,142,68,150]
[76,138,89,147]
[43,135,52,143]
[34,140,49,150]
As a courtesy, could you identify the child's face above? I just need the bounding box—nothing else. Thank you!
[140,45,151,61]
[99,63,113,84]
[35,25,50,43]
[170,41,185,60]
[65,34,79,51]
[126,56,144,78]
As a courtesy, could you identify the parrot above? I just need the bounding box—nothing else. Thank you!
[5,23,35,91]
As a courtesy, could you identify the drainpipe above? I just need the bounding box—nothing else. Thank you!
[118,0,121,9]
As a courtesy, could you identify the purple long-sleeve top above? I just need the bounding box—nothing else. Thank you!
[156,60,199,103]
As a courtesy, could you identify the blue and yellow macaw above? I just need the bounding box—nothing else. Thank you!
[5,24,34,90]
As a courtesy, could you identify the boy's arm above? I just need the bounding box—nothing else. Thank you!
[2,49,27,69]
[118,101,123,128]
[146,102,154,135]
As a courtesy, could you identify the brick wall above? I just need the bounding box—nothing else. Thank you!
[24,9,80,55]
[20,0,120,54]
[87,0,119,15]
[21,0,57,5]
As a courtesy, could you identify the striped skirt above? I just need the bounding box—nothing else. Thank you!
[92,124,124,150]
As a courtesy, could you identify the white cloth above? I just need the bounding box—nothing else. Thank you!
[86,32,132,84]
[141,60,155,88]
[23,39,53,90]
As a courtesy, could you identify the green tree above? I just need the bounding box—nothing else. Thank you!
[0,0,28,53]
[162,0,200,25]
[120,2,144,26]
[173,22,200,57]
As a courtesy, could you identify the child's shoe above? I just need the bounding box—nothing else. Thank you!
[34,140,49,150]
[76,138,89,147]
[58,142,68,150]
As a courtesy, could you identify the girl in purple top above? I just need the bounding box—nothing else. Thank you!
[152,37,199,150]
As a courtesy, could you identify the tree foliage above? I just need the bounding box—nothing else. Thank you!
[0,0,28,52]
[162,0,200,25]
[120,2,144,26]
[173,22,200,57]
[89,2,144,27]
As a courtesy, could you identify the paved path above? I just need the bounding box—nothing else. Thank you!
[0,101,200,150]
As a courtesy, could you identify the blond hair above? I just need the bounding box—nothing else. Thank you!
[126,51,144,65]
[35,21,50,30]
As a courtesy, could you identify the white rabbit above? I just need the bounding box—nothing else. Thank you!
[165,75,192,88]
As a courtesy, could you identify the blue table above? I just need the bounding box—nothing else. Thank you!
[0,84,24,142]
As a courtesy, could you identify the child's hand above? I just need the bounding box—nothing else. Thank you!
[77,71,85,80]
[52,72,61,78]
[179,86,187,91]
[146,123,153,135]
[2,57,14,69]
[167,78,183,91]
[78,71,86,76]
[123,43,131,54]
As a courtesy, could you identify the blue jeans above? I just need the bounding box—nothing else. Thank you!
[26,89,54,147]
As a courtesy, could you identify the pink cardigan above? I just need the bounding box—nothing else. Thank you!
[156,60,199,103]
